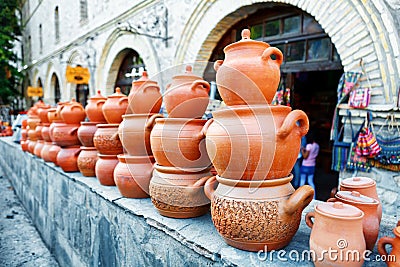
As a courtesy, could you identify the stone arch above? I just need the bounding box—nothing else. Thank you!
[44,62,63,103]
[175,0,399,106]
[97,29,160,95]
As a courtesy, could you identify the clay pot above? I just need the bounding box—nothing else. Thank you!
[119,113,162,156]
[21,140,29,152]
[77,122,97,147]
[95,154,118,186]
[102,88,128,124]
[378,226,400,266]
[27,116,40,130]
[34,123,44,140]
[28,140,37,154]
[48,143,61,165]
[41,123,51,142]
[205,174,314,251]
[33,140,45,157]
[52,123,81,147]
[114,155,155,198]
[150,118,211,168]
[56,146,81,172]
[128,71,162,114]
[55,102,67,122]
[340,177,382,222]
[60,99,86,124]
[328,191,380,251]
[93,124,123,155]
[305,202,366,267]
[48,119,64,142]
[85,90,107,123]
[214,29,283,105]
[77,147,98,177]
[37,105,51,123]
[150,164,212,218]
[40,142,53,162]
[203,105,308,180]
[47,108,59,123]
[27,129,38,141]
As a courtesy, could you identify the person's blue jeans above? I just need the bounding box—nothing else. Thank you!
[291,158,302,188]
[299,165,316,198]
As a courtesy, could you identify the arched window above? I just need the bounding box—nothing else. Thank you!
[27,35,32,62]
[80,0,88,22]
[39,24,43,54]
[55,7,60,43]
[115,50,145,95]
[51,74,61,104]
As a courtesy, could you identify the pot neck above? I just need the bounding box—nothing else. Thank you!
[216,174,293,188]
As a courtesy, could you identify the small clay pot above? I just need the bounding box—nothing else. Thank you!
[21,140,29,152]
[77,146,98,177]
[56,146,81,172]
[47,108,59,123]
[128,71,162,114]
[34,124,44,140]
[378,226,400,267]
[48,143,61,165]
[60,99,86,124]
[33,140,45,158]
[28,140,37,154]
[95,154,118,186]
[77,122,97,147]
[27,116,41,130]
[52,123,81,147]
[40,141,53,162]
[85,90,107,123]
[114,154,155,198]
[102,88,128,124]
[27,129,38,141]
[37,105,51,123]
[55,102,67,122]
[41,123,51,142]
[48,120,64,142]
[93,124,123,155]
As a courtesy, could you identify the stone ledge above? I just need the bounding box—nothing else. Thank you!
[0,137,396,266]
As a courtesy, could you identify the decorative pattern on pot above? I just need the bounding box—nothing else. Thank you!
[85,90,107,123]
[128,71,162,114]
[150,118,211,168]
[93,124,123,155]
[214,29,283,105]
[149,165,212,218]
[102,87,128,124]
[378,226,400,266]
[78,122,98,147]
[52,123,81,147]
[163,65,210,118]
[60,99,86,124]
[77,146,98,177]
[56,146,81,172]
[95,154,118,186]
[114,155,155,198]
[119,113,162,156]
[203,105,308,180]
[204,175,314,251]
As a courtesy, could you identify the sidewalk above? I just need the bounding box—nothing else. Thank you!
[0,172,59,267]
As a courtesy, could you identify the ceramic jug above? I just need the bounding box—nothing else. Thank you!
[85,90,107,123]
[128,71,162,114]
[60,99,86,124]
[102,87,128,124]
[37,105,52,123]
[378,226,400,266]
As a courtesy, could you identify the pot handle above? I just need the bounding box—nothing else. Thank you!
[305,211,315,229]
[326,197,337,202]
[111,132,120,140]
[96,99,106,108]
[118,97,129,106]
[204,176,218,200]
[195,118,213,140]
[261,47,283,66]
[145,113,163,129]
[191,80,211,93]
[71,104,83,111]
[214,60,224,72]
[187,176,213,197]
[284,185,314,215]
[68,127,79,135]
[377,237,394,259]
[142,84,160,92]
[276,110,309,139]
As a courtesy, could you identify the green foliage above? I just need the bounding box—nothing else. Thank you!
[0,0,22,105]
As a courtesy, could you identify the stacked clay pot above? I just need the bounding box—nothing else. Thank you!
[202,29,314,251]
[94,88,127,186]
[46,108,62,165]
[149,65,213,218]
[20,119,28,152]
[37,105,53,161]
[116,72,162,198]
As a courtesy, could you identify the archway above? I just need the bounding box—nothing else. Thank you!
[50,73,61,104]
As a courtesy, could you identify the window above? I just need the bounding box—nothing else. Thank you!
[28,35,32,62]
[39,24,43,54]
[55,7,60,43]
[80,0,88,22]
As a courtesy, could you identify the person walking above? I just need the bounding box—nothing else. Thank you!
[299,131,319,197]
[291,135,306,188]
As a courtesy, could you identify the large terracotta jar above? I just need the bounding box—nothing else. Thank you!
[119,113,162,156]
[93,124,123,155]
[102,88,128,124]
[305,202,366,267]
[52,123,81,147]
[41,123,51,142]
[48,119,64,142]
[128,71,162,114]
[85,90,107,123]
[328,191,380,251]
[114,155,155,198]
[163,65,210,118]
[37,105,52,124]
[77,147,98,177]
[214,29,283,105]
[340,177,382,222]
[33,140,45,157]
[149,165,212,218]
[95,154,118,186]
[203,105,308,180]
[60,99,86,124]
[77,122,97,147]
[40,141,53,162]
[378,226,400,266]
[205,175,313,251]
[150,118,211,168]
[48,143,61,165]
[56,146,81,172]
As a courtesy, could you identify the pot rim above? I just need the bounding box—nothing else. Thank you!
[213,105,291,116]
[80,146,97,151]
[97,154,118,159]
[216,174,293,188]
[80,121,99,126]
[154,118,207,124]
[334,192,379,206]
[117,154,155,164]
[52,123,80,127]
[314,204,365,220]
[96,123,120,128]
[122,113,158,119]
[154,164,211,174]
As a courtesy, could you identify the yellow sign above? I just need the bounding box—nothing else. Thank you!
[66,65,90,84]
[27,86,43,97]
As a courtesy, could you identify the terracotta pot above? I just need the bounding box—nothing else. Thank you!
[119,113,162,156]
[41,123,51,142]
[340,177,382,222]
[60,99,86,124]
[56,146,81,172]
[34,123,44,140]
[149,164,212,218]
[40,142,53,162]
[305,201,366,267]
[28,140,37,154]
[33,140,45,157]
[77,146,98,177]
[27,116,40,130]
[378,226,400,266]
[27,129,38,141]
[163,65,210,118]
[47,108,59,123]
[52,123,81,147]
[95,154,118,186]
[203,105,308,180]
[128,71,162,114]
[48,120,64,142]
[114,154,155,198]
[48,143,61,165]
[205,174,314,251]
[77,122,97,147]
[37,105,51,123]
[328,191,380,251]
[21,140,29,151]
[102,88,128,124]
[21,127,28,141]
[85,90,107,123]
[55,102,67,122]
[150,118,211,168]
[214,29,283,105]
[93,124,123,155]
